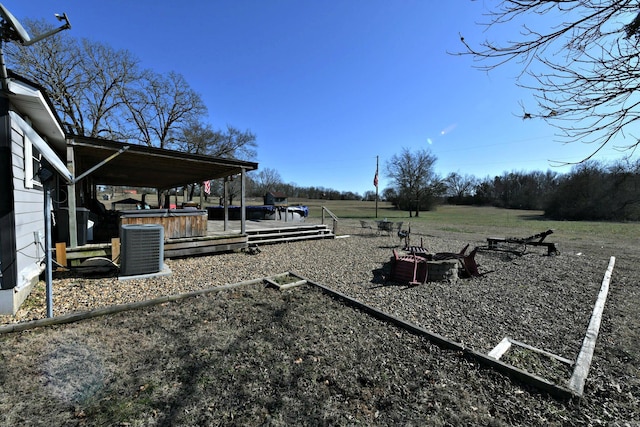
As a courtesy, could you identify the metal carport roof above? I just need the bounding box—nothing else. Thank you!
[68,136,258,190]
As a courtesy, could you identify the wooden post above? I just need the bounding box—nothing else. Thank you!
[111,237,120,263]
[55,242,67,271]
[199,182,204,209]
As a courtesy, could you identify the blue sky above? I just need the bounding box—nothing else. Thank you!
[6,1,631,195]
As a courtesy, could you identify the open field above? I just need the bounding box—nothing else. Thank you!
[105,192,640,243]
[297,198,640,241]
[1,203,638,426]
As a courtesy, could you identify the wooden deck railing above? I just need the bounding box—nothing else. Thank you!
[321,206,339,235]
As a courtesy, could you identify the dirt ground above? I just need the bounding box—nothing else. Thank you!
[0,222,638,426]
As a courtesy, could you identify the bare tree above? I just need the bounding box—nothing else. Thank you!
[173,121,258,200]
[252,167,283,196]
[205,125,257,160]
[459,1,640,161]
[386,148,440,217]
[444,172,478,199]
[173,122,257,160]
[123,71,207,148]
[7,19,140,138]
[80,39,140,138]
[382,187,398,204]
[211,126,259,202]
[172,121,217,155]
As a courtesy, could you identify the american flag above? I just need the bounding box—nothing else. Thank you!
[203,180,211,195]
[373,170,378,188]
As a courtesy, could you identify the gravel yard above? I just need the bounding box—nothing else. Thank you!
[0,219,638,425]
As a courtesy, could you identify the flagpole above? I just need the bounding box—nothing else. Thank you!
[375,155,379,218]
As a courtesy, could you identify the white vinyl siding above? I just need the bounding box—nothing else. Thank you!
[10,119,45,291]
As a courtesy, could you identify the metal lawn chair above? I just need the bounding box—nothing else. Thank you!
[359,220,374,234]
[376,220,393,236]
[395,222,410,246]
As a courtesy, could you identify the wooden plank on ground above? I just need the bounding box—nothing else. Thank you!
[568,256,616,397]
[488,337,512,359]
[509,338,574,366]
[304,276,575,399]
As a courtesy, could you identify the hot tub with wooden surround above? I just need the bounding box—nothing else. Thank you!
[119,209,208,239]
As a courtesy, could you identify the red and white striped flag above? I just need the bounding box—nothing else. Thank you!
[203,180,211,195]
[373,169,378,188]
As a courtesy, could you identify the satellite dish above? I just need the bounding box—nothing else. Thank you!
[0,3,31,44]
[0,3,71,90]
[0,3,70,47]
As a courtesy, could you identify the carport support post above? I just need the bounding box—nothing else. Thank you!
[44,178,53,317]
[66,144,78,248]
[223,177,229,231]
[241,168,246,234]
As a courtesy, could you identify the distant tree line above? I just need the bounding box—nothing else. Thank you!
[445,170,558,211]
[225,157,640,222]
[110,157,640,222]
[444,160,640,221]
[171,167,363,206]
[375,147,640,221]
[544,160,640,221]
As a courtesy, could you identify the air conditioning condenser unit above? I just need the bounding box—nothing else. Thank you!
[120,224,164,276]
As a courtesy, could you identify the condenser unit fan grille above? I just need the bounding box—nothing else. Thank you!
[120,224,164,276]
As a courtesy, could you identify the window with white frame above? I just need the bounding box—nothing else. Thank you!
[24,133,42,189]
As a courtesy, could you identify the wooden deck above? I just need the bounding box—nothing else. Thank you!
[56,218,334,267]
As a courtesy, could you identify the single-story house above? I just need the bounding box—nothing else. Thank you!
[0,72,258,314]
[0,73,72,314]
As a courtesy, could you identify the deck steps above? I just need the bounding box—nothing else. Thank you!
[54,224,335,267]
[247,224,334,245]
[164,234,247,258]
